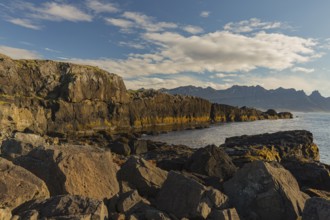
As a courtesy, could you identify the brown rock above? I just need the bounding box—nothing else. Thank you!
[224,161,307,220]
[303,188,330,200]
[207,208,240,220]
[116,190,150,214]
[13,195,108,220]
[156,171,229,219]
[117,157,168,198]
[302,197,330,220]
[15,144,119,200]
[0,157,49,210]
[185,145,237,181]
[0,208,12,220]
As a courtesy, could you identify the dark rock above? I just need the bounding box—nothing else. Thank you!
[156,171,229,219]
[224,161,307,220]
[1,132,46,160]
[116,190,150,214]
[221,130,320,167]
[0,157,50,210]
[281,159,330,191]
[303,188,330,200]
[207,208,240,220]
[13,195,108,219]
[302,197,330,220]
[129,139,148,155]
[109,141,131,156]
[15,144,119,199]
[117,157,168,198]
[185,145,237,181]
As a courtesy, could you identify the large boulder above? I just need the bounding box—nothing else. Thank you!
[221,130,319,167]
[302,197,330,220]
[117,157,168,198]
[208,208,240,220]
[0,132,46,160]
[156,171,229,219]
[224,161,307,220]
[185,145,237,181]
[0,157,49,210]
[12,195,108,219]
[281,159,330,191]
[15,144,119,200]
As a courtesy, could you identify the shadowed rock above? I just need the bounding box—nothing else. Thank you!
[302,197,330,220]
[0,157,50,210]
[15,144,119,200]
[224,161,307,220]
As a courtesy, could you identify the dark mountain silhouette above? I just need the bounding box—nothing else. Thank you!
[161,85,330,112]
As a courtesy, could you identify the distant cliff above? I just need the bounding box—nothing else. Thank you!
[161,85,330,112]
[0,54,291,138]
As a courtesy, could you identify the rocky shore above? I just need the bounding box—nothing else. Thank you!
[0,130,329,220]
[1,54,328,220]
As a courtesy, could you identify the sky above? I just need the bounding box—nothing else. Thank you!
[1,0,330,96]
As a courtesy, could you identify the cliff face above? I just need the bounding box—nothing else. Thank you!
[0,54,292,138]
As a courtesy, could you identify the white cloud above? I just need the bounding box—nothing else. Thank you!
[7,18,41,30]
[0,45,41,59]
[291,67,315,73]
[224,18,283,33]
[105,18,134,29]
[67,30,319,79]
[86,0,118,14]
[119,41,145,49]
[45,47,61,53]
[214,73,238,78]
[200,11,210,18]
[183,25,204,34]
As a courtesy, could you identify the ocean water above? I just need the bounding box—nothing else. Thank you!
[143,112,330,165]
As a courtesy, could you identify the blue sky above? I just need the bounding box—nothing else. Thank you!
[1,0,330,96]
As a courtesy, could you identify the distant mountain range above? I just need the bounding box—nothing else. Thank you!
[160,85,330,112]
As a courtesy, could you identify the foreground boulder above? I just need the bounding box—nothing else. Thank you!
[221,130,319,166]
[302,197,330,220]
[224,161,307,220]
[0,132,46,160]
[117,157,168,198]
[185,145,237,181]
[13,195,108,219]
[0,157,49,210]
[282,159,330,191]
[156,171,229,219]
[15,144,119,199]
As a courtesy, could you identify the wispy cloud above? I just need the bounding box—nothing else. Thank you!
[119,41,145,49]
[183,25,204,34]
[44,47,61,53]
[213,73,238,78]
[7,18,41,30]
[291,67,315,73]
[0,45,41,59]
[86,0,119,14]
[105,18,134,29]
[224,18,284,33]
[200,11,210,18]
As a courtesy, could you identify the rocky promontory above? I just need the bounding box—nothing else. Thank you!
[0,54,292,141]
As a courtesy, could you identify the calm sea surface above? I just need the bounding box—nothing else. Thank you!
[143,112,330,165]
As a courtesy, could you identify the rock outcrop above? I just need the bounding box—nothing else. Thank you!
[0,157,50,210]
[224,161,307,220]
[221,130,319,166]
[15,144,119,199]
[156,171,229,219]
[185,145,237,181]
[12,195,108,219]
[302,197,330,220]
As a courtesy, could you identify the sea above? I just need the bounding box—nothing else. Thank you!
[143,112,330,165]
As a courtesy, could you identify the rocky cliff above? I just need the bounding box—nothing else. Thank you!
[0,54,292,140]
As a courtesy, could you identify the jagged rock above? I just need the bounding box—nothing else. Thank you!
[185,145,237,181]
[221,130,320,167]
[303,188,330,200]
[207,208,240,220]
[129,139,148,155]
[282,159,330,191]
[224,161,307,220]
[156,171,229,219]
[109,141,131,156]
[144,209,171,220]
[116,190,150,214]
[0,132,46,160]
[0,157,50,210]
[12,195,108,220]
[15,144,119,199]
[302,197,330,220]
[117,157,168,198]
[0,208,12,220]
